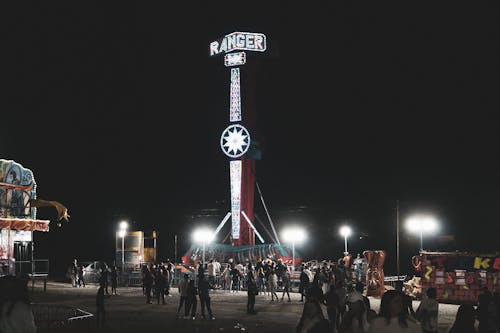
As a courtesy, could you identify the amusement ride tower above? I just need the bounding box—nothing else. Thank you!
[209,32,267,246]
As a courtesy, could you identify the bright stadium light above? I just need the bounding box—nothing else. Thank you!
[339,225,352,254]
[406,215,439,251]
[118,221,129,273]
[192,228,215,265]
[281,227,307,269]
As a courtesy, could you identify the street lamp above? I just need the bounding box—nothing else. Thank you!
[281,227,306,269]
[192,228,214,265]
[118,221,128,273]
[405,215,439,251]
[339,225,352,254]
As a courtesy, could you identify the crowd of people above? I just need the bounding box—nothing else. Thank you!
[1,254,499,332]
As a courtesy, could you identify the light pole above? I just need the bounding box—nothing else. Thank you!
[118,221,128,273]
[405,215,439,252]
[281,227,306,269]
[339,225,352,254]
[192,228,214,266]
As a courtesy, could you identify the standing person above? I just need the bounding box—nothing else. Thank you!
[269,268,279,302]
[142,266,153,304]
[155,267,166,305]
[110,265,118,295]
[448,303,477,333]
[299,266,310,302]
[185,279,198,320]
[296,300,331,333]
[99,263,109,295]
[214,259,221,288]
[304,264,314,284]
[368,290,420,333]
[207,260,216,287]
[353,254,363,283]
[339,300,369,333]
[77,265,85,288]
[347,282,365,310]
[224,265,232,292]
[281,270,292,302]
[231,264,240,293]
[334,280,348,331]
[235,262,244,290]
[257,265,266,294]
[0,276,37,333]
[324,281,340,332]
[166,260,174,297]
[198,271,215,320]
[176,274,189,319]
[71,259,78,287]
[416,288,439,333]
[477,288,498,333]
[95,286,106,328]
[308,274,325,304]
[247,268,258,314]
[162,265,170,297]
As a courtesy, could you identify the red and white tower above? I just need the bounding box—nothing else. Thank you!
[210,32,266,246]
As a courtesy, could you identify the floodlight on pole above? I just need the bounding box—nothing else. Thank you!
[281,227,306,268]
[339,225,352,254]
[192,228,215,265]
[405,215,439,251]
[118,221,128,273]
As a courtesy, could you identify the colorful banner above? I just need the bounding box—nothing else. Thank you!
[424,253,500,273]
[0,218,49,232]
[230,160,241,240]
[0,159,36,219]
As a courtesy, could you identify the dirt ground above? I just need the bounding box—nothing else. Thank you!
[29,281,459,333]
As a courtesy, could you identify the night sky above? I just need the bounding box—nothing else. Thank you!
[4,3,499,276]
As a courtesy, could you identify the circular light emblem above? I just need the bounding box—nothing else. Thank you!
[220,124,251,158]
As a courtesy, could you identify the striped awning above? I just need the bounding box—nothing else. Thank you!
[0,218,49,232]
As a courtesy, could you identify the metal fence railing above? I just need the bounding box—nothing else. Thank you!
[32,304,94,333]
[14,259,49,275]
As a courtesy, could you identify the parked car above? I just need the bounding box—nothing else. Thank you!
[81,261,109,284]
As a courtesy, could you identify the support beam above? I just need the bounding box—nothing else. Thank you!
[255,213,278,244]
[255,181,280,245]
[241,211,265,243]
[214,212,232,237]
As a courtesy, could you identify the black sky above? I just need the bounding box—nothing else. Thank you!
[3,2,500,275]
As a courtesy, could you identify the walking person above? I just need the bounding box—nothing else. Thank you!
[281,270,292,302]
[269,268,279,302]
[198,271,215,320]
[110,265,118,295]
[416,288,439,333]
[95,286,106,328]
[176,274,189,319]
